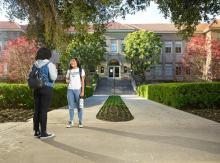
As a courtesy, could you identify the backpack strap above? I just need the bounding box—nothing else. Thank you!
[79,68,85,90]
[79,67,82,82]
[39,61,52,82]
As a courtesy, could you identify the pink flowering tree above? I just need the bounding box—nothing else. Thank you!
[182,35,220,81]
[3,37,38,82]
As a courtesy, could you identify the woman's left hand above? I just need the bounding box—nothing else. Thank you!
[80,92,84,97]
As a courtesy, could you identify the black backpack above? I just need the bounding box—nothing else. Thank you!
[28,62,50,89]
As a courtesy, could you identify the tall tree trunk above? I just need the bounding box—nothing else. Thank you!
[203,35,212,81]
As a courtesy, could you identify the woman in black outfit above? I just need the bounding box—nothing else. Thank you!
[32,47,57,139]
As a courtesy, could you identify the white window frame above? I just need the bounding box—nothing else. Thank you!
[165,41,172,54]
[175,41,182,54]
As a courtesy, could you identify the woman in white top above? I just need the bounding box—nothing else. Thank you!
[66,57,85,128]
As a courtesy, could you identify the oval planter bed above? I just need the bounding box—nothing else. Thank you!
[96,95,134,122]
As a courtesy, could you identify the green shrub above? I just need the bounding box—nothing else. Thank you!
[137,82,220,109]
[136,85,148,98]
[0,83,93,110]
[91,74,99,91]
[0,83,33,109]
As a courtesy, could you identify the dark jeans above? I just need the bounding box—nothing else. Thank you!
[33,86,53,134]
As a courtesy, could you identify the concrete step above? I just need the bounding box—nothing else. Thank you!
[94,77,135,95]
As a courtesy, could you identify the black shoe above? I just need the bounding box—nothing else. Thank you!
[40,132,55,140]
[34,131,41,137]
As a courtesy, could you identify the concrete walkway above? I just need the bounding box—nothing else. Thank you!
[0,95,220,163]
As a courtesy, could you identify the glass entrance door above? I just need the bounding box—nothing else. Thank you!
[108,66,120,78]
[109,67,114,77]
[115,67,119,77]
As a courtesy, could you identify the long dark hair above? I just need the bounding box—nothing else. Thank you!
[69,57,81,69]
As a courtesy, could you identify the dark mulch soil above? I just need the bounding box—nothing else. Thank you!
[0,108,33,123]
[1,107,219,123]
[96,106,134,122]
[183,109,220,123]
[96,95,134,122]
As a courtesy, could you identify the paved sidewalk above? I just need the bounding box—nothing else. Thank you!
[0,95,220,163]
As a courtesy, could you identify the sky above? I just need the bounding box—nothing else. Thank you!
[114,2,171,24]
[0,2,219,25]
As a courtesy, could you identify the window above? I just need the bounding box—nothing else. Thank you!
[165,41,172,54]
[15,32,20,39]
[124,66,127,73]
[8,31,14,39]
[175,41,182,54]
[155,65,162,76]
[121,40,125,52]
[1,32,7,39]
[101,66,104,73]
[111,40,117,53]
[176,65,182,75]
[165,64,173,76]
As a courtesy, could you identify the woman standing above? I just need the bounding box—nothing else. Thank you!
[32,47,57,139]
[66,57,85,128]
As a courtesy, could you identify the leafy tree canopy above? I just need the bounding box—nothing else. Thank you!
[122,0,220,38]
[3,36,38,82]
[2,0,220,46]
[2,0,122,48]
[124,30,162,78]
[182,35,220,81]
[61,32,106,73]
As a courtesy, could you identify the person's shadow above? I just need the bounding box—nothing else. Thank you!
[43,138,129,163]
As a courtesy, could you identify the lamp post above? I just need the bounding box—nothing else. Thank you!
[130,69,133,79]
[113,68,115,95]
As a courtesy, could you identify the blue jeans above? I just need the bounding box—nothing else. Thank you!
[67,89,83,123]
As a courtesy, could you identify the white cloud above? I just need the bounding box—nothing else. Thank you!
[115,2,171,24]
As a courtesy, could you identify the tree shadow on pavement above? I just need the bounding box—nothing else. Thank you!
[84,126,220,155]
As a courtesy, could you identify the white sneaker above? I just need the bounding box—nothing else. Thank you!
[66,121,74,128]
[78,123,83,128]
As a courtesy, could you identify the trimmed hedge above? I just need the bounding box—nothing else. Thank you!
[136,85,148,99]
[0,83,93,110]
[137,82,220,109]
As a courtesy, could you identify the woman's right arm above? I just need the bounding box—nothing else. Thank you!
[66,70,70,83]
[48,62,57,81]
